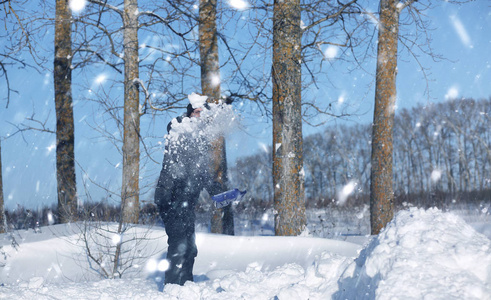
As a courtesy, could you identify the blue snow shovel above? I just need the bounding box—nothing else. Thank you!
[211,189,247,209]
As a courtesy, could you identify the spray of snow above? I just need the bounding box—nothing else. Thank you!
[188,92,208,109]
[166,94,239,146]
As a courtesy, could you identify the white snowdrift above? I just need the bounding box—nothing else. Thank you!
[1,207,490,299]
[335,208,491,300]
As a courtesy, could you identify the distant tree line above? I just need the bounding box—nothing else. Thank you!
[4,98,490,230]
[230,97,491,209]
[4,201,160,231]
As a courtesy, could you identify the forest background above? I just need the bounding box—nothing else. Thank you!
[0,0,490,231]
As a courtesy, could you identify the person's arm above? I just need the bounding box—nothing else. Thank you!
[156,117,181,211]
[155,143,175,217]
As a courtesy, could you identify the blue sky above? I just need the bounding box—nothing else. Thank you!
[1,1,490,210]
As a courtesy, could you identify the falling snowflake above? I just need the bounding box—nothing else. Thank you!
[431,169,442,183]
[337,181,357,206]
[445,86,459,100]
[324,46,338,60]
[69,0,87,13]
[228,0,249,10]
[450,15,472,48]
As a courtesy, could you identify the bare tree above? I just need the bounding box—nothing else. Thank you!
[369,0,402,234]
[0,140,5,233]
[272,0,307,236]
[54,0,77,223]
[1,0,45,107]
[367,0,475,233]
[119,0,141,224]
[199,0,234,235]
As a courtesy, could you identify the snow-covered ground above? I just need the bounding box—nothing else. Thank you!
[1,207,490,299]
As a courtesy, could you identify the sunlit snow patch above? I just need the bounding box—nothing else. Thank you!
[166,95,239,146]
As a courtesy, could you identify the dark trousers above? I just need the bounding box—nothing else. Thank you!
[162,202,197,286]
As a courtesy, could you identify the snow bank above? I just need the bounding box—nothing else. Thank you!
[1,208,490,299]
[336,207,491,300]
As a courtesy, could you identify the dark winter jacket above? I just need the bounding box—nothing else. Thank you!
[154,116,215,222]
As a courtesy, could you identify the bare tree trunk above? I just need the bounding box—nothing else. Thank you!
[54,0,77,223]
[0,140,5,233]
[272,0,306,236]
[370,0,400,234]
[199,0,234,235]
[121,0,140,224]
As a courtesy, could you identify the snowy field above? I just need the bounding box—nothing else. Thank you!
[1,206,490,299]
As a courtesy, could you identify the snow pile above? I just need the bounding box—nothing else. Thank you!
[1,208,491,299]
[336,207,491,299]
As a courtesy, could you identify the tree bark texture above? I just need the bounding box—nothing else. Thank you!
[55,0,77,223]
[121,0,140,224]
[272,0,306,236]
[370,0,399,234]
[0,140,5,233]
[199,0,234,235]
